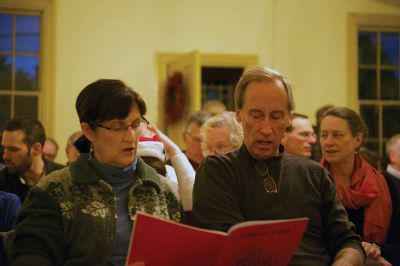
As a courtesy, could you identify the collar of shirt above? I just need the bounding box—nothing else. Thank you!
[387,164,400,179]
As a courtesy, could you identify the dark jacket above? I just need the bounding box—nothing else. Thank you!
[382,170,400,265]
[0,192,20,266]
[0,158,64,202]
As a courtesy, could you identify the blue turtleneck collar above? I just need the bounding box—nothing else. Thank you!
[88,152,137,184]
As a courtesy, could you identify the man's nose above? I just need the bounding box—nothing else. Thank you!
[2,149,10,160]
[259,118,273,135]
[309,134,317,144]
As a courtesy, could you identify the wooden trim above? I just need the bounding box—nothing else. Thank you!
[156,51,258,131]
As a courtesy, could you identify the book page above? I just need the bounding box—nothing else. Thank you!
[218,217,309,265]
[126,212,225,266]
[126,212,308,266]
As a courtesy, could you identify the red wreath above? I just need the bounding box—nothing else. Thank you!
[164,72,185,124]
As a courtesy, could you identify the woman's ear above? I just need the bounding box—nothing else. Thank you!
[355,132,363,149]
[81,122,94,142]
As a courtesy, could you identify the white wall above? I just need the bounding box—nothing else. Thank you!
[52,0,400,163]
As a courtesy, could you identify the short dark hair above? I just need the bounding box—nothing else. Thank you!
[76,79,147,127]
[285,113,309,133]
[322,107,368,139]
[3,116,46,148]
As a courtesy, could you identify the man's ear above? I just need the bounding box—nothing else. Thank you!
[81,122,94,142]
[389,151,399,164]
[287,112,292,128]
[31,142,42,157]
[236,109,241,123]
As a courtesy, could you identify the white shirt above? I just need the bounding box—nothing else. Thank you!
[387,164,400,179]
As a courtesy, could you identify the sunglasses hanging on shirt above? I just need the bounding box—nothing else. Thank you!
[255,161,278,193]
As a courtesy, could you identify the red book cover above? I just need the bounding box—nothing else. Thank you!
[126,212,309,266]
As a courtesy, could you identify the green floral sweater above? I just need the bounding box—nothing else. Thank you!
[11,155,183,265]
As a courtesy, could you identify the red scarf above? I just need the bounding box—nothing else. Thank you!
[321,154,392,244]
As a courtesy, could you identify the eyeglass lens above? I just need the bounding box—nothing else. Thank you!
[255,161,277,193]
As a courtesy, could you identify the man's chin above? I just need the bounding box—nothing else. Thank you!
[251,149,276,160]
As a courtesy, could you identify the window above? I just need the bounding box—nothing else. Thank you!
[356,22,400,167]
[0,11,41,129]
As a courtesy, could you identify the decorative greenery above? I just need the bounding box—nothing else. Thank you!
[164,72,185,124]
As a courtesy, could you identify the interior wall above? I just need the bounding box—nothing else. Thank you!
[273,0,400,122]
[53,0,273,163]
[51,0,399,164]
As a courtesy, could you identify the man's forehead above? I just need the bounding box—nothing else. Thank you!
[292,117,312,128]
[243,81,289,110]
[187,122,201,133]
[1,130,27,146]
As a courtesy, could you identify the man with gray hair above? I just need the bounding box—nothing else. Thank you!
[382,134,400,265]
[193,66,365,265]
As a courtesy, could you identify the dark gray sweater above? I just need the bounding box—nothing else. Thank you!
[193,145,364,265]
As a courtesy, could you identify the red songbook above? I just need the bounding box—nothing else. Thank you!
[126,212,308,266]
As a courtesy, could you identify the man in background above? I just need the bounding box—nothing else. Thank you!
[281,113,316,158]
[42,137,59,161]
[382,134,400,265]
[182,111,211,169]
[0,116,64,202]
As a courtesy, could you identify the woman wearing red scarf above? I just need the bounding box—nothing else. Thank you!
[319,107,393,266]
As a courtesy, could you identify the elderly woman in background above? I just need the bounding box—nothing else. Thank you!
[11,79,183,265]
[319,106,395,266]
[200,111,243,157]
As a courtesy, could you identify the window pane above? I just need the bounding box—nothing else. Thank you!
[359,31,377,65]
[16,15,40,52]
[363,141,379,154]
[0,55,12,90]
[15,56,39,91]
[358,69,377,99]
[0,95,11,129]
[383,106,400,138]
[381,32,399,66]
[381,70,400,100]
[360,105,379,138]
[15,95,38,118]
[0,14,12,51]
